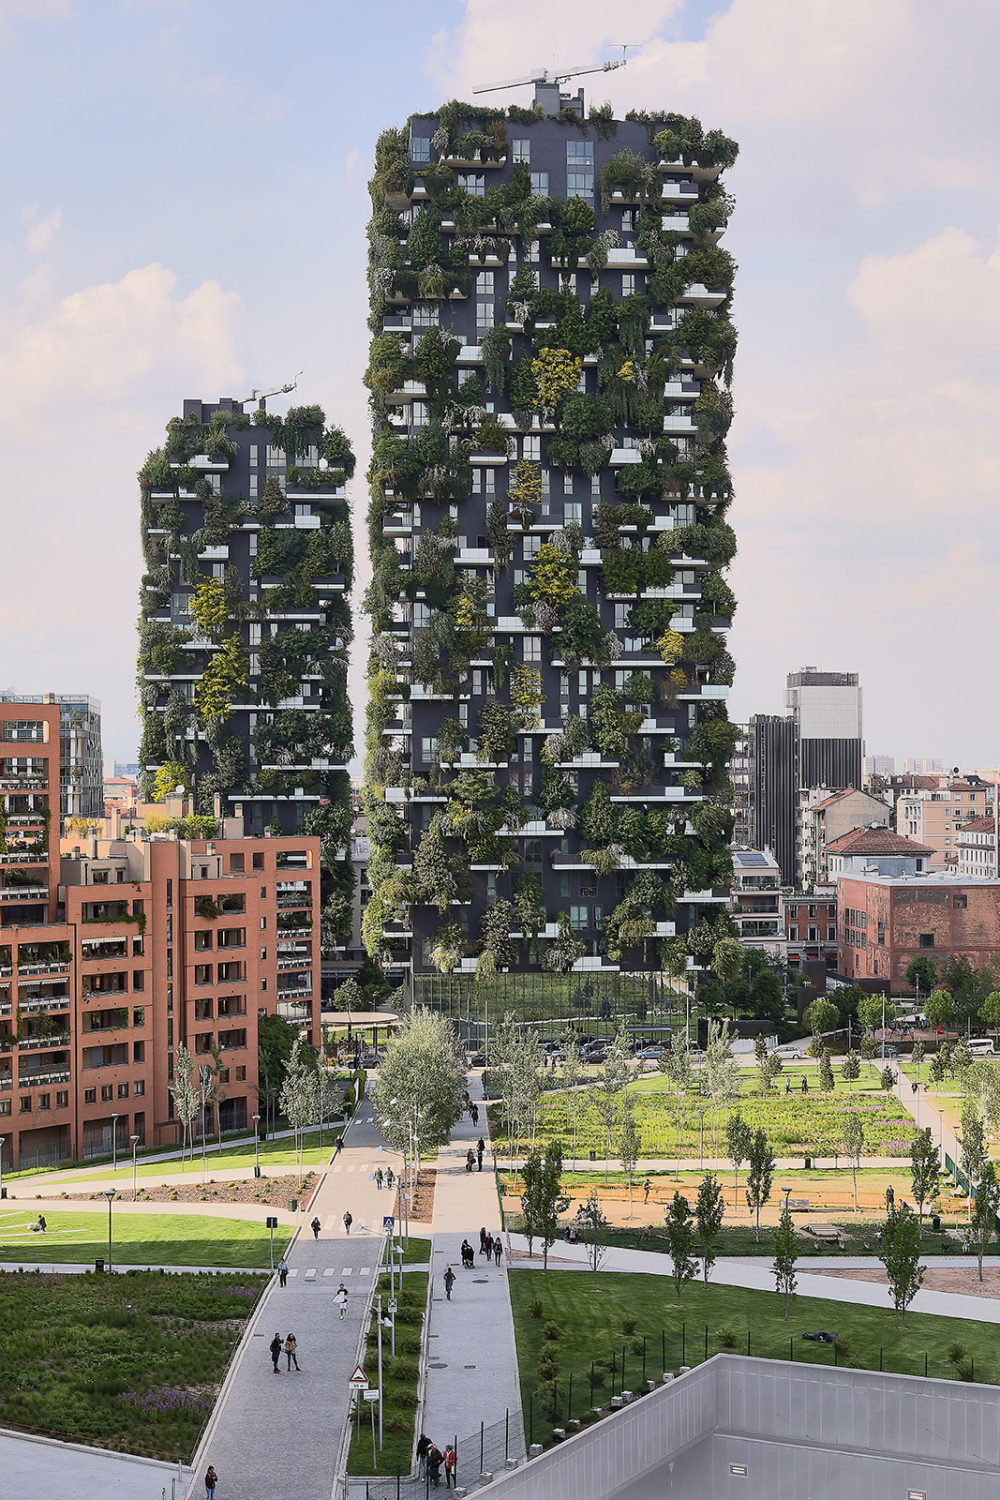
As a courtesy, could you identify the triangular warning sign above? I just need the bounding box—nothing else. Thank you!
[348,1364,369,1386]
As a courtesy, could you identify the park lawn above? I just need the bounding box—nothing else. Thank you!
[383,1235,432,1267]
[347,1270,428,1476]
[0,1210,291,1268]
[509,1270,1000,1441]
[500,1072,917,1162]
[32,1124,344,1187]
[0,1269,264,1460]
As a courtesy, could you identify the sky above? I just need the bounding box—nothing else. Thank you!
[1,0,998,770]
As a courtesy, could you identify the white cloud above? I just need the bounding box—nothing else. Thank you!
[847,228,1000,363]
[0,1,70,46]
[24,206,61,255]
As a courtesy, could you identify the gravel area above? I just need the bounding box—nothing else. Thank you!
[813,1265,1000,1299]
[63,1174,317,1210]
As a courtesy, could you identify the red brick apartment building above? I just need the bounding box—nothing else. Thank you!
[837,871,1000,991]
[0,701,320,1171]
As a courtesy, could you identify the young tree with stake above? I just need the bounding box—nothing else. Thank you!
[843,1111,864,1212]
[772,1204,799,1320]
[594,1026,630,1183]
[909,1127,940,1236]
[579,1189,608,1291]
[842,1050,861,1092]
[664,1191,697,1304]
[878,1204,924,1326]
[726,1111,752,1215]
[619,1098,641,1219]
[744,1129,775,1241]
[969,1161,1000,1281]
[695,1172,724,1283]
[521,1140,569,1270]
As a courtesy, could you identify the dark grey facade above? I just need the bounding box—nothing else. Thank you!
[747,714,797,883]
[363,95,740,990]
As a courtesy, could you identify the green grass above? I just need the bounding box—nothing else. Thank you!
[33,1124,344,1185]
[0,1268,264,1460]
[347,1270,428,1476]
[494,1067,917,1162]
[0,1210,292,1267]
[510,1270,1000,1442]
[384,1235,431,1266]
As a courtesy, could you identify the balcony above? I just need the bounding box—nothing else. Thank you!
[276,983,313,1001]
[17,959,70,976]
[276,1000,313,1021]
[17,996,70,1016]
[0,885,47,902]
[19,1032,71,1051]
[18,1066,70,1087]
[277,955,312,971]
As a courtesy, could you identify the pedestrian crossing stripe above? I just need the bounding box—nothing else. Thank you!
[360,1267,371,1275]
[341,1267,353,1275]
[323,1268,336,1277]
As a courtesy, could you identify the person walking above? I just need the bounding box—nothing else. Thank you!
[466,1148,475,1173]
[311,1216,321,1240]
[476,1137,485,1171]
[386,1166,395,1190]
[37,1215,47,1233]
[443,1265,455,1300]
[277,1257,289,1288]
[343,1210,353,1235]
[484,1231,494,1260]
[334,1136,344,1158]
[204,1464,219,1499]
[284,1333,300,1371]
[427,1443,443,1488]
[443,1444,457,1489]
[493,1237,503,1267]
[375,1167,384,1190]
[479,1226,487,1254]
[460,1238,472,1268]
[336,1284,349,1320]
[416,1434,431,1480]
[643,1178,651,1205]
[471,1103,479,1126]
[269,1333,282,1374]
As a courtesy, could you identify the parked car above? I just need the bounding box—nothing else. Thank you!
[468,1050,488,1067]
[874,1044,899,1058]
[583,1048,607,1065]
[639,1046,665,1060]
[969,1039,996,1056]
[775,1043,806,1060]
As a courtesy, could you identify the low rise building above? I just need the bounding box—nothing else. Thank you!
[0,698,320,1171]
[825,825,934,880]
[795,787,891,889]
[956,815,997,878]
[837,870,1000,990]
[730,848,784,958]
[783,886,837,971]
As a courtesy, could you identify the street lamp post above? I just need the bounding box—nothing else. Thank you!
[111,1113,119,1175]
[130,1135,140,1202]
[253,1114,261,1179]
[0,1135,5,1200]
[938,1108,945,1167]
[103,1189,116,1273]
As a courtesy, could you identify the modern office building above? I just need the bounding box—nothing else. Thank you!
[0,698,321,1170]
[863,753,894,778]
[5,693,103,821]
[747,668,865,885]
[362,90,740,997]
[136,398,356,946]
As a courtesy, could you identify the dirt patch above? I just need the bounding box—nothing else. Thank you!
[64,1174,317,1210]
[811,1265,1000,1299]
[409,1168,436,1224]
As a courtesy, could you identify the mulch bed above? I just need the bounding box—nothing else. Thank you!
[63,1174,317,1210]
[812,1264,1000,1300]
[409,1168,436,1223]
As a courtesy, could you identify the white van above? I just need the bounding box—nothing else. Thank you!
[969,1039,996,1057]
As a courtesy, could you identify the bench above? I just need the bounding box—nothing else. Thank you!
[786,1198,811,1212]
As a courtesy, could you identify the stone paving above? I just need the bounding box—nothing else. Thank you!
[182,1095,401,1500]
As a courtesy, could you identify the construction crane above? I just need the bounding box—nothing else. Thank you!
[236,372,303,412]
[473,59,626,97]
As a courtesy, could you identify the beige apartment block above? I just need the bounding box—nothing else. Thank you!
[895,776,992,871]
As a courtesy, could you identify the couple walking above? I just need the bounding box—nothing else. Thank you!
[269,1333,300,1372]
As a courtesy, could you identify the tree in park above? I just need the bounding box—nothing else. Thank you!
[755,1034,781,1095]
[842,1050,861,1092]
[969,1161,1000,1282]
[560,1037,584,1160]
[279,1038,316,1164]
[726,1110,752,1212]
[818,1049,835,1093]
[170,1041,199,1162]
[658,1033,693,1162]
[843,1111,864,1211]
[619,1097,641,1219]
[803,998,839,1050]
[520,1140,569,1269]
[981,991,1000,1039]
[878,1204,924,1327]
[880,1065,895,1092]
[664,1191,698,1304]
[924,988,954,1033]
[579,1188,609,1291]
[961,1103,988,1219]
[745,1128,775,1241]
[594,1025,631,1181]
[695,1172,725,1283]
[909,1126,940,1234]
[928,1046,948,1086]
[859,1033,877,1074]
[772,1204,799,1320]
[905,953,939,1000]
[910,1040,925,1080]
[858,993,896,1037]
[255,1013,301,1135]
[373,1008,467,1163]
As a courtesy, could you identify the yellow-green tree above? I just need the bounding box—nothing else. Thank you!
[195,635,249,723]
[531,347,582,410]
[529,542,579,607]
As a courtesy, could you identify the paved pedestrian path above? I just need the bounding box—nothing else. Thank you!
[507,1234,1000,1324]
[183,1095,401,1500]
[419,1074,525,1487]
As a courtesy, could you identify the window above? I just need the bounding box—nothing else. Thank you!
[236,1065,247,1082]
[132,970,144,992]
[101,1084,113,1102]
[230,854,244,873]
[788,926,798,941]
[566,141,594,198]
[512,138,531,163]
[523,435,540,460]
[591,474,601,497]
[622,210,635,232]
[622,273,636,297]
[457,172,485,196]
[570,905,588,931]
[118,1081,129,1099]
[412,303,439,328]
[523,637,541,663]
[37,1093,50,1110]
[134,1079,145,1097]
[530,171,548,195]
[476,302,494,331]
[954,893,968,909]
[19,1096,31,1112]
[84,1087,96,1105]
[476,271,495,295]
[411,136,430,163]
[919,933,935,948]
[421,737,438,764]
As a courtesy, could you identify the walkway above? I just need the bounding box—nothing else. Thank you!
[506,1234,1000,1325]
[183,1094,400,1500]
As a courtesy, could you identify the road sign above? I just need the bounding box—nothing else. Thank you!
[363,1388,380,1401]
[387,1298,398,1314]
[383,1215,395,1230]
[348,1364,369,1390]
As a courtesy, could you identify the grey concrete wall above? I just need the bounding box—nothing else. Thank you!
[485,1358,1000,1500]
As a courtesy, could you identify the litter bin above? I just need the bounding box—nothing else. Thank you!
[589,1150,596,1161]
[931,1214,941,1232]
[94,1257,105,1274]
[0,1186,6,1199]
[288,1199,298,1213]
[254,1166,262,1179]
[804,1157,812,1170]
